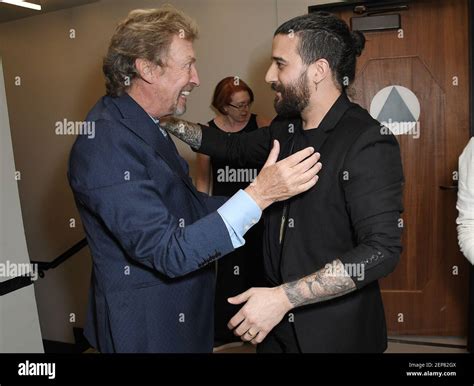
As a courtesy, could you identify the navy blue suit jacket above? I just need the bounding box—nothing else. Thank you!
[68,94,234,353]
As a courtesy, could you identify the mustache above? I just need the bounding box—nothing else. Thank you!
[271,83,284,93]
[181,85,195,93]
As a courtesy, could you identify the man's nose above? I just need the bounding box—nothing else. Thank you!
[190,65,200,87]
[265,63,277,84]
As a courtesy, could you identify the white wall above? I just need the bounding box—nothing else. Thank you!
[0,57,43,352]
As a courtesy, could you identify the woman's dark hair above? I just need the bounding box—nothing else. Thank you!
[274,11,365,91]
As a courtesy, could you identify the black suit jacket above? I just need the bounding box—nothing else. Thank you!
[198,93,404,352]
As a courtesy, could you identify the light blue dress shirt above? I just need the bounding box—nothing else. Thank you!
[150,116,262,248]
[216,189,262,247]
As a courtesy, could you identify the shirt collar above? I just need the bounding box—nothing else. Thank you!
[148,115,168,137]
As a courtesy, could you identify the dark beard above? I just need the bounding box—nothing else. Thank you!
[272,70,310,118]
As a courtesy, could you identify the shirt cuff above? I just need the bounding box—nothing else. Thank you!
[217,189,262,248]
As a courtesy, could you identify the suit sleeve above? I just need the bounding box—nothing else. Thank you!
[198,123,272,167]
[339,125,405,289]
[198,192,228,213]
[69,131,235,279]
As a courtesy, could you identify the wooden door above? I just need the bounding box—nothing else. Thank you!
[335,0,470,336]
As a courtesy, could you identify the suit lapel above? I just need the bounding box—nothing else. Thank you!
[310,126,332,153]
[292,93,354,153]
[315,93,354,152]
[110,94,206,207]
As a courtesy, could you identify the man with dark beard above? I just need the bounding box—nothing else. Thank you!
[161,12,404,353]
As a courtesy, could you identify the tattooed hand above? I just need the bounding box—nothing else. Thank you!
[159,116,202,149]
[227,259,356,344]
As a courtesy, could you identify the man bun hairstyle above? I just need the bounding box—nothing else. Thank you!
[274,11,366,92]
[351,30,366,57]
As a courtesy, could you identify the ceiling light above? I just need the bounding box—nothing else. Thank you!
[0,0,42,11]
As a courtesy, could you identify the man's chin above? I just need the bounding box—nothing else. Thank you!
[174,106,187,116]
[274,102,299,118]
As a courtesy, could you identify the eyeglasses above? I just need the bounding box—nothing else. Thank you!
[228,102,252,111]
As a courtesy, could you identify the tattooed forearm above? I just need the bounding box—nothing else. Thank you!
[159,117,202,149]
[281,259,356,308]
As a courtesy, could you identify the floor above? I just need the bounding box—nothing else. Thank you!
[82,336,468,354]
[213,336,469,353]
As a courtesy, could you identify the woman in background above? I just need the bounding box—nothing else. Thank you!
[196,77,271,349]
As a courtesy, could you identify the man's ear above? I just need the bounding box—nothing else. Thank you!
[135,58,156,84]
[309,58,331,87]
